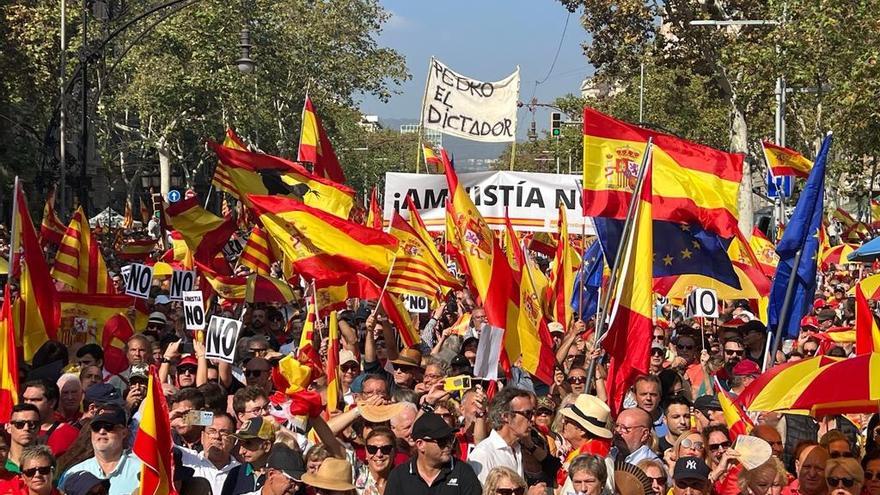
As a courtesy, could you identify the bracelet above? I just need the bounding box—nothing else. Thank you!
[421,403,436,414]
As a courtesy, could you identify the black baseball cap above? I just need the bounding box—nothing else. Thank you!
[90,406,128,427]
[84,383,124,407]
[266,444,306,481]
[693,395,721,415]
[673,456,710,481]
[62,472,110,495]
[411,412,455,440]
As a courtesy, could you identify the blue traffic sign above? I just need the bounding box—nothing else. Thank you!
[167,189,181,202]
[767,173,792,198]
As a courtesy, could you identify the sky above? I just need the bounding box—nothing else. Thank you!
[357,0,594,140]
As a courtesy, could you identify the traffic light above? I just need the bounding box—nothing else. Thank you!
[550,112,562,137]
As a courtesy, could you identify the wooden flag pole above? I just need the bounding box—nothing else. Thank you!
[415,57,433,174]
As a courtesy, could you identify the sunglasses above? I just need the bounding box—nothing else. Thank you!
[865,471,879,481]
[646,476,666,485]
[392,365,416,373]
[495,489,525,495]
[341,364,360,373]
[510,409,535,420]
[567,376,587,385]
[178,367,197,375]
[830,451,855,459]
[365,444,394,455]
[90,422,120,432]
[536,408,554,416]
[245,369,269,378]
[674,480,707,490]
[422,436,454,448]
[651,349,665,357]
[652,335,665,341]
[709,441,731,451]
[676,343,695,350]
[21,466,52,477]
[827,477,856,488]
[11,420,38,430]
[724,349,745,356]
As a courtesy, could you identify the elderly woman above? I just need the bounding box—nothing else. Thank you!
[825,457,864,495]
[56,374,83,422]
[636,459,667,495]
[484,467,527,495]
[863,449,880,495]
[18,445,58,495]
[568,454,610,495]
[738,457,787,495]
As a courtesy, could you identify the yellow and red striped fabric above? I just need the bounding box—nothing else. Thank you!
[325,311,340,414]
[212,128,249,200]
[749,227,778,277]
[715,377,754,440]
[166,197,237,266]
[353,274,420,347]
[298,96,346,184]
[52,208,114,294]
[366,187,383,230]
[387,212,459,302]
[855,275,880,355]
[39,185,66,247]
[58,293,147,373]
[762,141,813,178]
[423,144,443,172]
[245,274,296,304]
[133,368,176,495]
[582,107,743,238]
[819,243,858,270]
[200,268,246,302]
[12,187,60,361]
[0,285,19,423]
[602,162,653,414]
[122,198,134,229]
[118,238,156,262]
[239,226,274,275]
[549,207,579,327]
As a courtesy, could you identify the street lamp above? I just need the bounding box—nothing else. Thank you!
[235,27,255,73]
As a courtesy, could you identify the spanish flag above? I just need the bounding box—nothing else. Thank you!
[855,274,880,354]
[714,377,754,440]
[39,185,66,247]
[762,140,813,178]
[12,186,60,361]
[161,231,194,269]
[0,285,19,423]
[239,226,274,276]
[245,274,297,304]
[166,197,237,266]
[582,107,743,238]
[52,208,114,294]
[366,187,383,230]
[249,194,398,286]
[597,156,653,415]
[210,140,354,219]
[444,199,465,269]
[298,96,346,184]
[387,212,459,302]
[199,266,246,302]
[118,238,157,262]
[423,144,443,172]
[549,207,579,327]
[325,311,340,414]
[58,293,147,373]
[748,227,779,277]
[212,128,249,199]
[133,367,177,495]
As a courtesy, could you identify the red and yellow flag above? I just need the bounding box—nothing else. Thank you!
[715,377,754,441]
[199,266,246,302]
[443,199,465,271]
[582,107,743,238]
[762,141,813,178]
[118,238,156,262]
[52,208,114,294]
[549,207,579,327]
[212,128,249,199]
[140,196,152,224]
[352,274,420,347]
[40,185,66,247]
[0,285,19,423]
[298,96,346,184]
[249,194,398,286]
[166,197,237,266]
[12,186,60,361]
[387,212,460,302]
[245,274,297,304]
[133,368,177,495]
[366,187,383,230]
[325,311,340,414]
[749,227,779,277]
[855,274,880,355]
[239,226,274,276]
[122,198,134,229]
[601,161,653,415]
[58,293,147,373]
[423,144,443,172]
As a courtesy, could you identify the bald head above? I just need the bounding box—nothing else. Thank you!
[619,407,652,428]
[615,407,653,453]
[752,424,783,458]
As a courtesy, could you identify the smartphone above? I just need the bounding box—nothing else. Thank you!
[184,410,214,426]
[181,341,194,355]
[443,375,472,392]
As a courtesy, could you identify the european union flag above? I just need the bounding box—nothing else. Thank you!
[595,218,740,289]
[769,134,832,339]
[571,241,604,320]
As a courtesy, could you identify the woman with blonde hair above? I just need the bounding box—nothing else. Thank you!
[664,431,706,475]
[825,457,864,495]
[483,467,527,495]
[635,459,667,495]
[738,457,787,495]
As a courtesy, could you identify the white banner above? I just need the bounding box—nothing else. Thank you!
[421,57,519,142]
[383,171,595,234]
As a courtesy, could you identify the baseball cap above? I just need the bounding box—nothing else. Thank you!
[800,316,819,329]
[673,456,710,481]
[91,406,128,427]
[411,412,455,440]
[547,322,565,334]
[233,416,277,441]
[266,444,306,481]
[62,472,110,495]
[693,395,721,415]
[84,383,124,407]
[339,350,358,367]
[148,312,167,326]
[154,295,171,305]
[178,355,198,368]
[732,359,761,377]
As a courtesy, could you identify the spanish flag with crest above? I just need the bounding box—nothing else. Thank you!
[762,140,813,178]
[583,107,743,238]
[133,367,177,495]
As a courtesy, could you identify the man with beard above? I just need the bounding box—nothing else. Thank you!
[612,407,660,464]
[178,412,240,495]
[62,407,142,495]
[657,396,692,455]
[243,308,269,338]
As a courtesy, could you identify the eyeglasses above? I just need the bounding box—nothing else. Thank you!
[830,451,855,459]
[652,335,665,341]
[11,420,38,431]
[365,444,394,455]
[510,409,534,420]
[646,476,666,485]
[651,349,665,357]
[245,369,269,378]
[341,364,360,373]
[244,405,270,415]
[724,349,745,356]
[615,424,647,434]
[676,343,695,350]
[680,438,705,451]
[495,488,525,495]
[21,466,52,477]
[567,376,587,385]
[90,422,119,433]
[205,428,233,438]
[865,471,879,481]
[827,477,856,488]
[709,441,731,451]
[422,436,454,448]
[178,367,197,375]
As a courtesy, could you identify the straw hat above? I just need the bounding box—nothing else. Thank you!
[301,458,355,491]
[389,348,423,368]
[560,394,612,439]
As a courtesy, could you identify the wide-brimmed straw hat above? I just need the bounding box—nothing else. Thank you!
[560,393,613,439]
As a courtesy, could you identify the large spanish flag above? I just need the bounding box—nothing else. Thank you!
[249,194,398,286]
[133,367,177,495]
[239,226,274,276]
[749,227,779,277]
[52,208,114,294]
[39,185,66,247]
[245,274,297,304]
[210,140,354,219]
[58,293,146,373]
[582,107,743,238]
[387,212,460,302]
[423,144,443,173]
[0,285,19,423]
[762,141,812,178]
[715,377,754,440]
[166,197,237,266]
[298,96,346,184]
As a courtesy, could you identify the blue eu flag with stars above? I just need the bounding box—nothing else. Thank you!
[571,240,604,321]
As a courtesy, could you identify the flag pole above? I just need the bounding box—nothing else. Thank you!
[415,57,433,174]
[373,252,399,309]
[766,247,804,370]
[577,213,588,321]
[7,177,20,282]
[585,138,653,386]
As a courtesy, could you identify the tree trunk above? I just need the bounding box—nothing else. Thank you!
[157,136,171,198]
[731,104,753,237]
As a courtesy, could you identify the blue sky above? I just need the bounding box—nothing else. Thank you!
[358,0,593,138]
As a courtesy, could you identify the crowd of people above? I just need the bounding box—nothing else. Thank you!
[1,214,879,495]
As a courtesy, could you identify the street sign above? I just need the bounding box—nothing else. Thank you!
[766,173,792,198]
[167,189,181,202]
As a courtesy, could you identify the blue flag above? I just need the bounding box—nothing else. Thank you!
[594,218,740,289]
[571,241,604,320]
[769,134,832,338]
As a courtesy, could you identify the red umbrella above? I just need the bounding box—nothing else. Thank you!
[737,355,839,410]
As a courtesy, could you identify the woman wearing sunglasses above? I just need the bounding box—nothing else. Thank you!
[862,449,880,495]
[664,432,707,478]
[825,457,863,495]
[18,445,58,495]
[483,466,527,495]
[355,427,396,495]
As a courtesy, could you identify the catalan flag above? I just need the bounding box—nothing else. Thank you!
[366,187,383,230]
[249,194,398,286]
[166,197,237,266]
[352,274,420,347]
[133,367,177,495]
[549,207,579,327]
[387,212,459,302]
[405,195,448,271]
[122,198,134,229]
[714,377,753,440]
[0,284,19,423]
[595,152,653,415]
[298,96,346,184]
[582,107,743,238]
[210,140,355,219]
[12,185,60,361]
[212,128,249,199]
[855,274,880,354]
[52,208,114,294]
[325,311,340,413]
[39,185,66,247]
[423,144,443,172]
[762,140,813,178]
[239,226,274,275]
[749,227,779,277]
[245,274,297,304]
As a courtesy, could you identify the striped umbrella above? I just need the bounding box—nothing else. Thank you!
[653,261,770,300]
[742,356,840,414]
[820,243,858,270]
[847,273,880,300]
[748,353,880,416]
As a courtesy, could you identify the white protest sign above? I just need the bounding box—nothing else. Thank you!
[222,236,244,260]
[124,263,153,299]
[421,57,519,143]
[121,265,131,285]
[473,326,504,380]
[170,270,196,301]
[685,288,719,318]
[182,291,206,331]
[204,316,242,363]
[402,294,430,314]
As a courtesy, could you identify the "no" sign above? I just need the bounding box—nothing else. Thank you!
[124,263,153,299]
[182,291,205,331]
[205,316,242,363]
[685,288,718,319]
[170,270,196,301]
[402,294,429,313]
